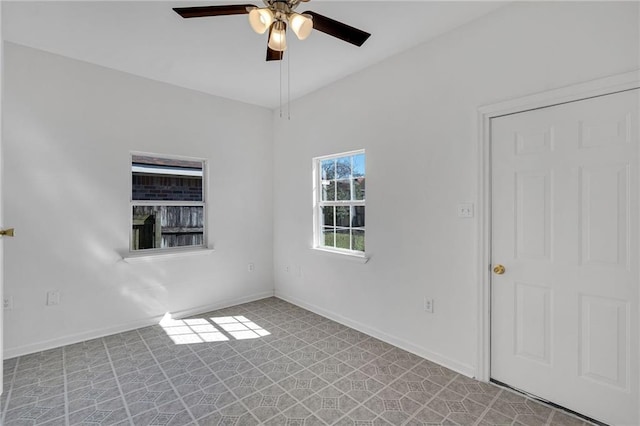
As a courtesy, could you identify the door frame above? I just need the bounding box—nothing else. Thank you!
[475,70,640,385]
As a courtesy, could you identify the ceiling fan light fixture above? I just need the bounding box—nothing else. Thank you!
[289,13,313,40]
[248,7,274,34]
[268,21,287,52]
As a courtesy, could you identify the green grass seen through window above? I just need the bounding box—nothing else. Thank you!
[324,231,364,252]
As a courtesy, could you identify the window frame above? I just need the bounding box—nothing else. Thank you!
[312,149,366,257]
[129,152,208,254]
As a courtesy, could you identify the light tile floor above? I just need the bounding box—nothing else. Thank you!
[1,297,594,425]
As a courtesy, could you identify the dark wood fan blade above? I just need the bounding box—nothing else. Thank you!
[173,4,257,18]
[266,47,284,61]
[303,11,371,47]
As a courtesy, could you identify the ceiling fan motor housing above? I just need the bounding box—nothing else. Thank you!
[269,0,294,22]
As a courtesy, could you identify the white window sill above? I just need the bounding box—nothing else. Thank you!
[311,247,369,263]
[122,246,215,263]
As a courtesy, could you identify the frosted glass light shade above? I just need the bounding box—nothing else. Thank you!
[268,21,287,51]
[289,13,312,40]
[248,8,274,34]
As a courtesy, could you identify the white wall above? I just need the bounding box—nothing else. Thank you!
[2,43,274,357]
[273,1,640,376]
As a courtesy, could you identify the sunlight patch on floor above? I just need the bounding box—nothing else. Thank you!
[159,313,270,344]
[159,313,229,344]
[211,315,271,340]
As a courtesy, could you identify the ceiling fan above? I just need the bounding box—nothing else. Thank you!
[173,0,371,61]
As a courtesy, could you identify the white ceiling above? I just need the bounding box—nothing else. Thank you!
[3,1,507,108]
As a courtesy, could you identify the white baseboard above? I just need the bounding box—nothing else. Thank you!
[3,290,274,360]
[275,291,476,379]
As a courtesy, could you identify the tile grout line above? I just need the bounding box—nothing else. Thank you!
[280,316,548,426]
[305,332,422,424]
[252,307,418,424]
[186,306,344,424]
[185,336,271,424]
[317,350,402,426]
[392,362,459,425]
[470,387,505,426]
[257,317,362,424]
[266,308,342,423]
[316,351,398,425]
[1,356,20,425]
[269,309,353,421]
[212,302,478,425]
[257,304,360,424]
[256,321,407,425]
[399,369,460,425]
[494,385,586,426]
[135,329,199,425]
[101,338,135,426]
[545,406,555,426]
[305,344,402,425]
[274,303,504,424]
[61,348,71,425]
[232,301,598,426]
[532,392,556,426]
[162,308,272,422]
[166,308,575,426]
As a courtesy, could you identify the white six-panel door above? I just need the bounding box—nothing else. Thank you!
[491,89,639,425]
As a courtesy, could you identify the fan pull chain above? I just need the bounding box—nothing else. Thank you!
[279,50,283,118]
[287,42,291,120]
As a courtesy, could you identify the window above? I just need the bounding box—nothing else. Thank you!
[314,150,365,254]
[131,154,206,252]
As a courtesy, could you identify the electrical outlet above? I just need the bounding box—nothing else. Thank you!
[285,265,290,273]
[457,203,474,218]
[3,296,13,310]
[424,297,434,314]
[248,263,255,272]
[47,291,60,306]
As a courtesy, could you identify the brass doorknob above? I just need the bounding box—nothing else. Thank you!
[0,228,14,237]
[493,264,505,275]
